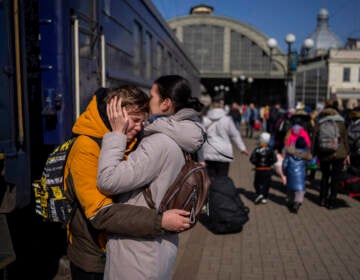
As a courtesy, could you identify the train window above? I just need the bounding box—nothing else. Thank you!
[79,32,92,57]
[145,32,152,80]
[134,21,143,77]
[73,0,97,59]
[156,43,164,77]
[167,52,172,74]
[73,0,91,16]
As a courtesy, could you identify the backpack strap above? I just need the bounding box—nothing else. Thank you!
[65,135,102,222]
[143,186,155,209]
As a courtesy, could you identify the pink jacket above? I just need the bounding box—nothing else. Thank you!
[285,125,311,147]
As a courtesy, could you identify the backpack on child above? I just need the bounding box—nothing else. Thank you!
[32,136,101,227]
[143,152,211,230]
[317,116,342,153]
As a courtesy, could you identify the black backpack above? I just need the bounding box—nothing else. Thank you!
[199,176,249,234]
[32,136,101,227]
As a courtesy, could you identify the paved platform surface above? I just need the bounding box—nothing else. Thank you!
[173,130,360,280]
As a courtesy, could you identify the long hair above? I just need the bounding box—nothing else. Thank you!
[154,75,192,112]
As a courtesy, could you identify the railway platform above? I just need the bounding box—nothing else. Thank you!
[173,129,360,280]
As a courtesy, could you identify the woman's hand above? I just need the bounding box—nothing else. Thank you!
[241,150,249,156]
[161,209,190,232]
[107,97,133,134]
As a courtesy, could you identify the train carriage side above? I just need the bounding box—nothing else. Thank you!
[1,0,200,278]
[99,0,200,95]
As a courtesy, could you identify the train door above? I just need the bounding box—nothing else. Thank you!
[71,0,104,117]
[0,0,31,210]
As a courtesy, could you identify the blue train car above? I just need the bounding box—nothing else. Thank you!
[0,0,199,278]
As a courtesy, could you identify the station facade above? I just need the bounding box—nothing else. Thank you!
[169,5,360,110]
[168,5,287,106]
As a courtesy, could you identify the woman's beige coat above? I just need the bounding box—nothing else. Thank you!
[97,108,205,280]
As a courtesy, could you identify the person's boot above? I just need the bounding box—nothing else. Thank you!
[319,187,328,207]
[327,198,336,210]
[291,202,301,214]
[319,197,327,207]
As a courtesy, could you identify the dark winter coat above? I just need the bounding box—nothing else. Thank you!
[250,145,277,169]
[312,108,349,162]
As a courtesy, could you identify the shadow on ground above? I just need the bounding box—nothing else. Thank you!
[236,182,288,207]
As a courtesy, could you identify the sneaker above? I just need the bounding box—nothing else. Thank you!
[290,202,301,214]
[261,198,267,204]
[254,194,264,204]
[319,198,327,207]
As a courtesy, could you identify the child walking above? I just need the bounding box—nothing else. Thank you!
[250,132,277,204]
[282,136,312,213]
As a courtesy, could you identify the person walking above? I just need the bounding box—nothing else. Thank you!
[96,75,206,280]
[249,132,277,204]
[282,137,312,213]
[202,96,249,178]
[312,100,349,209]
[229,102,242,130]
[64,86,190,280]
[244,103,258,138]
[347,107,360,173]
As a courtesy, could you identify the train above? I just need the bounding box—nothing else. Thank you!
[0,0,200,278]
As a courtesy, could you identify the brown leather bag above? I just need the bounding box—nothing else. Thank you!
[143,152,211,230]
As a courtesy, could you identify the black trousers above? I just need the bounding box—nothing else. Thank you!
[246,122,254,138]
[254,170,273,198]
[70,263,103,280]
[205,161,230,178]
[319,158,345,201]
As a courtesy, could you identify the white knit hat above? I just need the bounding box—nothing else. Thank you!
[259,132,271,145]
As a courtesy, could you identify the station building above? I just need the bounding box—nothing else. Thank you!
[295,9,360,110]
[168,5,360,109]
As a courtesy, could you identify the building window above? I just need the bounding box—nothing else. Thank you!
[134,21,143,77]
[343,67,350,82]
[145,32,152,80]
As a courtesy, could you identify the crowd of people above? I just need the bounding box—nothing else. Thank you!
[226,99,359,214]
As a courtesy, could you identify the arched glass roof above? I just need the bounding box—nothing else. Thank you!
[168,14,286,78]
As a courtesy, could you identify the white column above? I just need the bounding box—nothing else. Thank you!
[223,26,231,73]
[176,26,183,42]
[287,75,296,109]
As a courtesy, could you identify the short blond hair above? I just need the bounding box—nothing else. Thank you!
[104,85,149,114]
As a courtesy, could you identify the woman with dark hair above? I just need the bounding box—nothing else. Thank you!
[97,75,206,279]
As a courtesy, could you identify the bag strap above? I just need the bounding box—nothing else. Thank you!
[143,187,155,209]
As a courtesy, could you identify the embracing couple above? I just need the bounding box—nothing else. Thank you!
[64,75,206,279]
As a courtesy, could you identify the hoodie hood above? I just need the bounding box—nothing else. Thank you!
[318,112,344,124]
[72,88,111,138]
[286,125,311,147]
[318,108,340,119]
[205,108,227,123]
[144,108,205,153]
